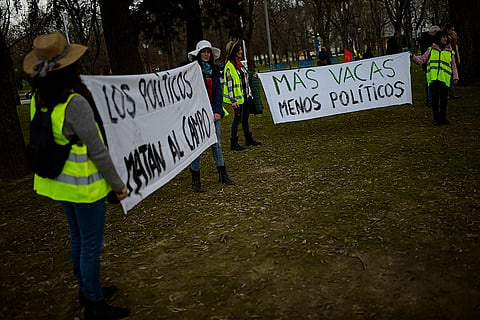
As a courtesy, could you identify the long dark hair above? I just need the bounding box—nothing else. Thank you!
[228,43,242,61]
[31,61,103,135]
[31,62,91,109]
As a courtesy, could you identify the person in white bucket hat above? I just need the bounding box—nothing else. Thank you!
[187,39,235,192]
[188,40,221,62]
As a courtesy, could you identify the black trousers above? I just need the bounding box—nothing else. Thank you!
[231,102,251,139]
[429,80,449,124]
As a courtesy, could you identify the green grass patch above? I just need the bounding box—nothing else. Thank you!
[3,65,480,319]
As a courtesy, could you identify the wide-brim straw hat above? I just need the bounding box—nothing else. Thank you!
[188,40,221,61]
[23,31,88,76]
[225,39,242,60]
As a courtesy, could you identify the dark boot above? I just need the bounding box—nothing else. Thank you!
[84,299,130,320]
[245,132,261,146]
[79,285,117,306]
[217,166,235,185]
[190,169,205,192]
[230,137,245,151]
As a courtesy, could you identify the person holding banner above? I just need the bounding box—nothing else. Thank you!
[187,40,235,192]
[223,39,261,151]
[23,32,129,319]
[411,30,459,126]
[419,25,441,107]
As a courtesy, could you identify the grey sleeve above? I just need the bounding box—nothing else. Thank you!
[63,95,125,192]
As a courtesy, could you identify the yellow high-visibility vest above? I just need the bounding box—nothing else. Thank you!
[426,47,454,86]
[31,93,111,203]
[223,61,244,105]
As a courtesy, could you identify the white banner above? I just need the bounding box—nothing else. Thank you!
[81,62,216,213]
[258,52,412,124]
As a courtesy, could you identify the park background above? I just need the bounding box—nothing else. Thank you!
[1,0,480,319]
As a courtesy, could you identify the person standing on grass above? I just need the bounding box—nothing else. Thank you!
[23,32,129,320]
[411,30,459,126]
[223,39,261,151]
[317,46,331,66]
[187,40,235,192]
[444,23,461,99]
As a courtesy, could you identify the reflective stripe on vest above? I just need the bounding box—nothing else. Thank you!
[31,93,111,203]
[223,61,245,104]
[55,172,104,185]
[426,48,453,86]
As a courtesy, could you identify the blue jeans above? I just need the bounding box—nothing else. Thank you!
[63,198,106,302]
[191,119,224,171]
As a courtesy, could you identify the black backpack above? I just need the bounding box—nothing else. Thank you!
[27,106,75,179]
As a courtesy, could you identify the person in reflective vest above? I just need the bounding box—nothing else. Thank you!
[223,39,262,150]
[23,32,129,320]
[411,30,459,126]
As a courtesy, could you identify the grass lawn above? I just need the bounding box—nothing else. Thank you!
[1,64,479,319]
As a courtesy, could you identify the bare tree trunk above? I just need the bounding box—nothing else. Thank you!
[449,0,480,85]
[98,0,143,75]
[0,33,30,179]
[184,0,203,54]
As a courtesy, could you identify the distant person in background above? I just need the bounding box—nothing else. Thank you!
[411,30,459,126]
[444,23,460,98]
[444,23,460,66]
[186,40,234,192]
[317,46,331,66]
[386,31,402,54]
[419,25,441,107]
[354,49,363,60]
[363,47,374,59]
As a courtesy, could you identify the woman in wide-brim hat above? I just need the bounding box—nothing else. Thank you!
[225,39,242,62]
[222,39,261,151]
[24,31,130,320]
[23,32,88,78]
[187,39,235,193]
[188,39,221,62]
